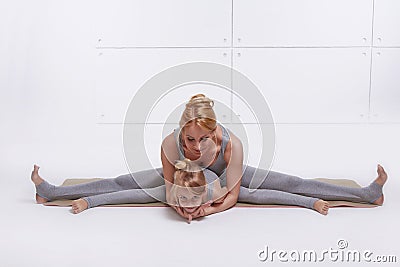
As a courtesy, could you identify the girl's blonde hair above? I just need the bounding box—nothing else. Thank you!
[170,158,206,206]
[179,93,217,131]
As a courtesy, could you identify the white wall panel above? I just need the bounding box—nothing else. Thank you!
[373,0,400,46]
[226,123,275,169]
[143,124,170,169]
[370,48,400,122]
[232,48,371,123]
[96,0,231,47]
[95,49,231,124]
[234,0,373,47]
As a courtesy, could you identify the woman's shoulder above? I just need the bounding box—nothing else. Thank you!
[222,126,243,163]
[221,125,242,149]
[161,131,180,159]
[161,131,175,146]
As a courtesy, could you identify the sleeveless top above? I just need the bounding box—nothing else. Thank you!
[173,122,231,201]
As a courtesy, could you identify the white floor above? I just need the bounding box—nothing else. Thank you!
[2,124,400,267]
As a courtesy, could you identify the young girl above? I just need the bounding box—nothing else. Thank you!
[31,158,226,221]
[170,158,228,223]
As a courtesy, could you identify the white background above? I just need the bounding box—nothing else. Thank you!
[1,0,399,266]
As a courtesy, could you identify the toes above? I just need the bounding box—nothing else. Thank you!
[71,202,85,214]
[378,164,387,175]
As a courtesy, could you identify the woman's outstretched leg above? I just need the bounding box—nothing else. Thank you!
[241,164,388,205]
[238,186,330,215]
[30,165,164,203]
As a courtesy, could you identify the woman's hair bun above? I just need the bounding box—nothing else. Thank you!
[189,93,206,102]
[188,93,214,108]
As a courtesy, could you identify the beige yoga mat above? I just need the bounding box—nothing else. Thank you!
[43,178,378,208]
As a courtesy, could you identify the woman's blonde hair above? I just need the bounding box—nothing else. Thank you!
[179,93,217,131]
[170,158,206,206]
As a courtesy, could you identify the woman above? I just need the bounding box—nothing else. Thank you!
[31,93,388,216]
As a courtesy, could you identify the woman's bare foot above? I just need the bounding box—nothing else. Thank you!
[71,199,88,214]
[31,164,48,204]
[35,194,48,204]
[313,200,329,215]
[374,164,388,186]
[372,164,388,205]
[31,164,44,185]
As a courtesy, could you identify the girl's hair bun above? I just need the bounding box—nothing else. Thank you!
[174,158,190,171]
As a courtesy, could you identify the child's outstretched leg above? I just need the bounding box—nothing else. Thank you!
[71,185,166,214]
[238,187,330,215]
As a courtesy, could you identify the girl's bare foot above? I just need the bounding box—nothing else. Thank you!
[71,199,89,214]
[313,199,329,215]
[31,164,48,204]
[371,164,388,205]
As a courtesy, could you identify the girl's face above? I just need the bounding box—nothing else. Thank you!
[183,123,216,156]
[176,187,205,213]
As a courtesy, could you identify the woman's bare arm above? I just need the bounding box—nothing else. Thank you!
[210,179,228,203]
[161,133,179,205]
[204,134,243,216]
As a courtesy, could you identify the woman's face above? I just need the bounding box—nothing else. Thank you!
[176,187,205,213]
[182,123,216,156]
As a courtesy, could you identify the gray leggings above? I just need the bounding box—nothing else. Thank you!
[35,165,383,210]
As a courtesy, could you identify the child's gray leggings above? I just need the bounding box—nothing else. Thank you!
[35,165,383,210]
